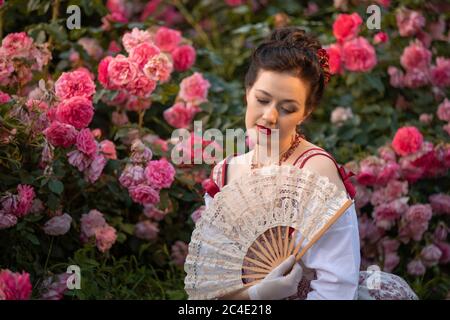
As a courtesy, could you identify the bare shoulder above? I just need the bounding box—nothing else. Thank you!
[300,151,347,194]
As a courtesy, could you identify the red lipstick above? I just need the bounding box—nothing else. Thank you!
[256,124,272,135]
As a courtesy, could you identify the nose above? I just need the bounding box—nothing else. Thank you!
[262,105,278,126]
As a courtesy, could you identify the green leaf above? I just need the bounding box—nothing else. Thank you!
[25,233,40,245]
[49,179,64,194]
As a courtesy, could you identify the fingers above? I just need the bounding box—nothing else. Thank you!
[270,255,295,277]
[286,262,303,283]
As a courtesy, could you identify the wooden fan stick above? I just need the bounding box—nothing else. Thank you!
[261,233,278,263]
[241,265,271,274]
[294,199,353,262]
[248,245,274,267]
[283,226,291,259]
[269,228,281,263]
[253,234,277,265]
[243,255,273,271]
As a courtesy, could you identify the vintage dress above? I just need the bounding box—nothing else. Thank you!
[201,147,418,300]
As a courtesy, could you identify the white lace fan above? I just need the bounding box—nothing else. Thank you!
[184,164,354,300]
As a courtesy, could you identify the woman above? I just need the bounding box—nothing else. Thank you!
[198,27,418,300]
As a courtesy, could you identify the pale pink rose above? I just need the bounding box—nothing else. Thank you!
[126,73,157,98]
[416,30,432,48]
[435,242,450,264]
[119,164,146,189]
[172,45,196,72]
[124,96,152,111]
[143,204,167,221]
[0,269,32,300]
[403,68,429,88]
[14,184,35,218]
[39,273,70,300]
[107,40,122,54]
[370,180,408,206]
[330,106,353,125]
[163,102,196,128]
[43,213,72,236]
[107,54,139,88]
[179,72,210,104]
[391,126,423,156]
[143,53,173,82]
[332,13,363,43]
[55,70,96,100]
[428,16,446,41]
[354,183,371,209]
[0,54,14,86]
[431,57,450,87]
[80,209,106,239]
[1,32,33,58]
[112,111,129,126]
[144,157,176,189]
[325,43,343,75]
[76,128,97,157]
[433,223,448,242]
[121,28,153,53]
[443,124,450,136]
[25,99,49,112]
[383,252,400,272]
[0,90,11,103]
[376,161,401,185]
[129,42,160,69]
[421,244,442,267]
[95,225,117,252]
[154,27,181,52]
[419,113,433,124]
[388,66,404,88]
[356,156,383,186]
[91,129,101,139]
[373,32,389,44]
[429,193,450,215]
[372,197,409,230]
[129,184,160,205]
[134,220,159,241]
[396,8,425,37]
[0,214,18,229]
[400,203,433,242]
[55,96,94,129]
[406,259,426,276]
[99,140,117,160]
[130,140,153,164]
[97,56,114,89]
[106,0,129,22]
[171,240,188,267]
[400,40,432,71]
[342,37,377,72]
[378,145,397,162]
[67,150,91,171]
[437,98,450,122]
[191,206,205,223]
[85,154,107,184]
[77,37,103,60]
[143,134,169,152]
[44,121,77,148]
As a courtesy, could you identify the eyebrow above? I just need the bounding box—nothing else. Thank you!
[256,89,301,105]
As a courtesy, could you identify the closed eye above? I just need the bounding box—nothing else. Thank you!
[257,99,269,105]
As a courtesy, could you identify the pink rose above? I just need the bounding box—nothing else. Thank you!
[419,113,433,124]
[406,259,426,276]
[325,44,342,75]
[76,128,97,157]
[43,213,72,236]
[171,240,188,267]
[396,8,425,37]
[376,161,400,185]
[99,140,117,160]
[44,121,78,148]
[179,72,210,104]
[431,57,450,87]
[134,220,159,241]
[85,154,107,184]
[129,42,160,69]
[388,66,404,88]
[225,0,244,6]
[400,40,432,72]
[342,37,377,72]
[372,197,409,230]
[378,145,397,162]
[130,140,153,164]
[112,111,129,126]
[399,203,433,242]
[14,184,35,218]
[129,184,160,205]
[373,32,389,44]
[172,45,196,72]
[55,70,96,100]
[433,223,448,242]
[77,37,103,60]
[80,209,106,239]
[0,269,32,300]
[124,96,152,112]
[191,206,205,223]
[122,28,153,53]
[429,193,450,215]
[421,244,442,267]
[95,225,117,252]
[163,102,197,128]
[383,252,400,272]
[107,54,139,89]
[39,273,71,300]
[97,56,113,89]
[356,156,383,186]
[435,242,450,264]
[1,32,33,58]
[143,204,167,221]
[437,98,450,122]
[0,90,11,104]
[143,53,173,82]
[55,96,94,129]
[126,73,157,98]
[144,157,176,189]
[154,27,181,52]
[332,13,363,43]
[392,126,423,156]
[67,150,91,172]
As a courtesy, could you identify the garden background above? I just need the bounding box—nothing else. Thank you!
[0,0,449,300]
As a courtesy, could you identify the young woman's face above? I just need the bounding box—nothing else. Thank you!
[245,69,310,151]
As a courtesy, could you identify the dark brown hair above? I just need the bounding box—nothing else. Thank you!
[244,27,327,118]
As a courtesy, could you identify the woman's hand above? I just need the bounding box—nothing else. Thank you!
[248,255,303,300]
